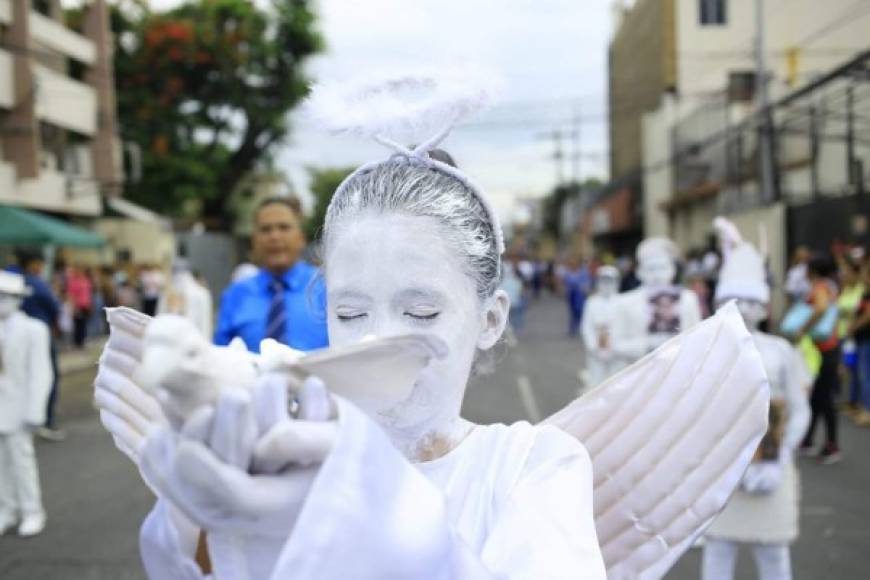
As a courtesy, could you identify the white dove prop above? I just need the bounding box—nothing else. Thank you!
[99,306,448,431]
[95,301,767,579]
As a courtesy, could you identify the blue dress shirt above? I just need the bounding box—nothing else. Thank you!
[5,265,59,327]
[213,262,329,353]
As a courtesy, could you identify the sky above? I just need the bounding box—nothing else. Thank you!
[147,0,614,216]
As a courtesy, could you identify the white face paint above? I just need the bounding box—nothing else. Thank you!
[637,253,676,288]
[0,294,22,319]
[596,276,619,297]
[325,213,505,460]
[732,298,768,329]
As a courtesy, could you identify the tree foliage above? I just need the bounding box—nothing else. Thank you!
[304,167,354,241]
[111,0,322,229]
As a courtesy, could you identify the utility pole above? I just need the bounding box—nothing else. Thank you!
[755,0,776,203]
[571,105,582,185]
[542,129,565,187]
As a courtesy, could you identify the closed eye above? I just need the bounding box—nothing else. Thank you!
[405,312,440,321]
[337,313,367,321]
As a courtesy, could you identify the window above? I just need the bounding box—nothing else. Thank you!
[700,0,727,25]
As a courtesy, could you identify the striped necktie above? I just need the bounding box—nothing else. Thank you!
[265,277,287,344]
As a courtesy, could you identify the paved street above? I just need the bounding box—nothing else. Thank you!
[2,296,869,578]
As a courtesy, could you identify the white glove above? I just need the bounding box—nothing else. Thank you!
[139,375,337,579]
[95,352,168,463]
[741,460,785,494]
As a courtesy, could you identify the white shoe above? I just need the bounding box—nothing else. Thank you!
[17,513,46,537]
[0,513,16,536]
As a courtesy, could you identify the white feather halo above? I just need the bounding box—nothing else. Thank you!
[305,67,500,147]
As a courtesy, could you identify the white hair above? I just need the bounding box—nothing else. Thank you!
[323,156,501,301]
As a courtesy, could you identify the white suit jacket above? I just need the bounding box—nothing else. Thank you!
[0,311,53,433]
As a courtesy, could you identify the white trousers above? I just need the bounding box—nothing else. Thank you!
[0,430,44,519]
[702,539,792,580]
[585,356,625,390]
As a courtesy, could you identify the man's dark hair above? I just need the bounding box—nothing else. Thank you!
[255,196,304,222]
[807,254,835,278]
[16,248,43,268]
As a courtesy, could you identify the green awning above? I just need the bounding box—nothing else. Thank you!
[0,204,105,247]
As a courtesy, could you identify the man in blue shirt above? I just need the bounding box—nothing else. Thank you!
[214,197,329,352]
[7,250,64,440]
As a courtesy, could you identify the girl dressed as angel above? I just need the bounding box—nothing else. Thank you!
[96,71,769,580]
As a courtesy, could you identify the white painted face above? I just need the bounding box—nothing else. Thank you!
[637,253,676,288]
[0,294,22,319]
[325,213,508,457]
[596,276,619,297]
[733,298,768,329]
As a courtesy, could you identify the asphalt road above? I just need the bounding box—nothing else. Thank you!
[2,295,868,579]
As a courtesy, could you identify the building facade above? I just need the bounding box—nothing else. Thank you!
[0,0,121,216]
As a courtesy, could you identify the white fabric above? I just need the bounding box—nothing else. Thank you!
[706,332,810,544]
[0,311,53,433]
[702,539,792,580]
[608,286,703,364]
[713,216,770,304]
[0,430,44,520]
[158,273,214,340]
[545,303,769,579]
[140,397,606,579]
[581,293,629,388]
[97,301,766,580]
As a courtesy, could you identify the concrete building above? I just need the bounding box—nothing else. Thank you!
[631,0,870,315]
[0,0,122,216]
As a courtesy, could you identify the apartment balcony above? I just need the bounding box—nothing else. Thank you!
[0,0,96,64]
[33,63,97,135]
[0,47,12,108]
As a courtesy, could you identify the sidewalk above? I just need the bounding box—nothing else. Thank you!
[58,338,106,377]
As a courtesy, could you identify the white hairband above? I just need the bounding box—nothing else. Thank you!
[306,69,506,258]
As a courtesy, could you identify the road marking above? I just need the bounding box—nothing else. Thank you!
[516,375,542,423]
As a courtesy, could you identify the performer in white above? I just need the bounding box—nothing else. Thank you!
[94,70,770,580]
[702,218,811,580]
[581,265,627,389]
[0,271,53,537]
[158,259,213,339]
[610,237,703,364]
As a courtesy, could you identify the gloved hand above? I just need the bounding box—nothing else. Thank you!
[741,460,784,494]
[139,375,337,579]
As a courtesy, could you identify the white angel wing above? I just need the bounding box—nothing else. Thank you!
[94,307,166,464]
[543,302,769,580]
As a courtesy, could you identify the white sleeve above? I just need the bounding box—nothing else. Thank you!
[269,399,604,580]
[25,320,53,426]
[581,298,600,353]
[479,431,606,580]
[781,343,811,456]
[140,499,208,580]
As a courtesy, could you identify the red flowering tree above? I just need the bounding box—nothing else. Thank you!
[112,0,322,228]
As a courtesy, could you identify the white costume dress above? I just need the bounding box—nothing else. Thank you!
[706,332,810,544]
[141,402,606,579]
[581,292,627,388]
[0,311,53,522]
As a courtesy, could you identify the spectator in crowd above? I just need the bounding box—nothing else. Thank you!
[65,265,92,349]
[617,256,641,293]
[0,271,53,537]
[558,255,592,337]
[8,251,64,441]
[798,255,842,464]
[784,247,811,306]
[848,260,870,427]
[837,254,865,418]
[214,196,329,352]
[139,264,165,317]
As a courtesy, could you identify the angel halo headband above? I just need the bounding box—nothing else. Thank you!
[305,70,507,262]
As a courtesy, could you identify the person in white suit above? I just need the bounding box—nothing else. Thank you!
[610,237,703,364]
[158,260,213,340]
[0,270,53,537]
[581,265,627,389]
[702,218,811,580]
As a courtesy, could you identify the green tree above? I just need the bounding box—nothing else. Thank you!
[110,0,322,229]
[304,167,354,241]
